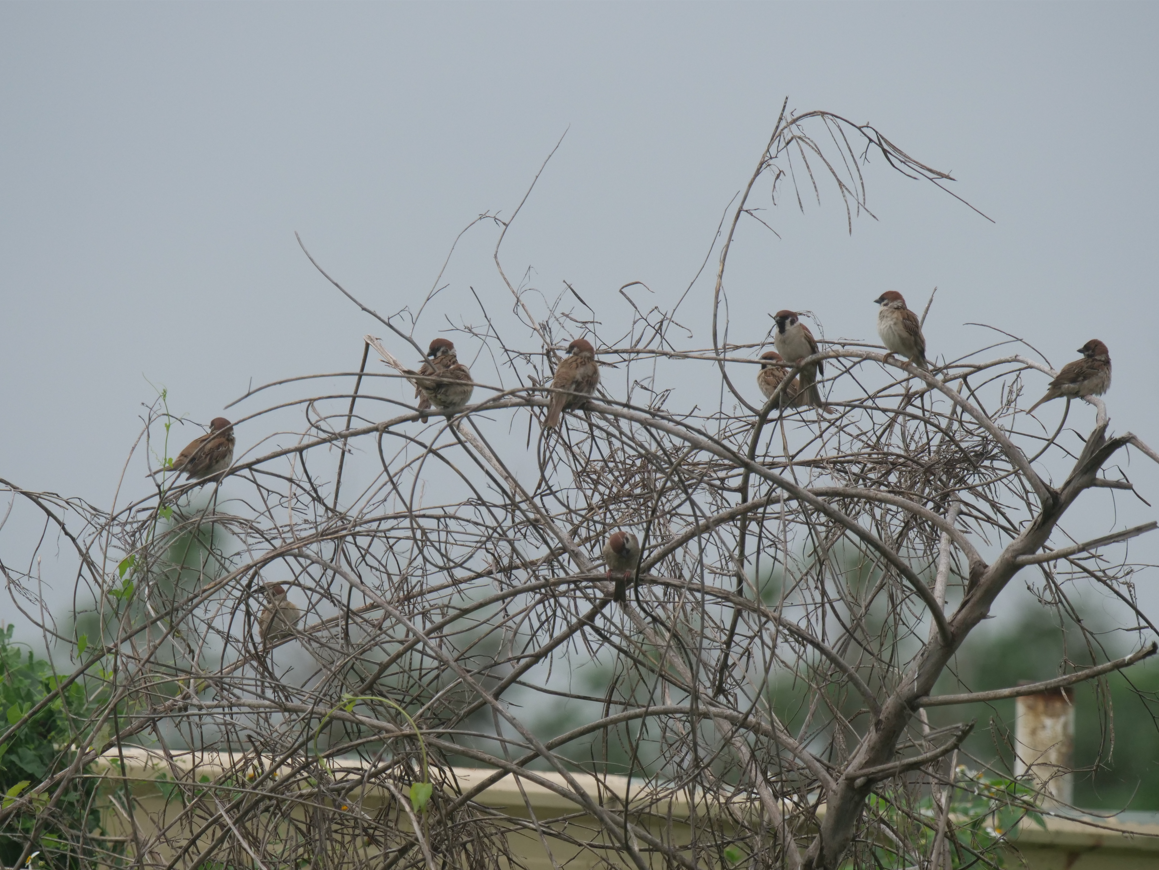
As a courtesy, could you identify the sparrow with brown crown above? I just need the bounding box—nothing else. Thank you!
[152,417,235,479]
[1027,339,1111,414]
[772,311,824,406]
[756,351,801,408]
[414,338,474,422]
[874,291,929,370]
[601,531,640,602]
[545,338,600,429]
[259,583,301,649]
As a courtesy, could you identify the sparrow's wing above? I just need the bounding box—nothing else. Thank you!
[901,309,927,359]
[1050,358,1091,389]
[802,325,824,376]
[182,433,234,478]
[168,432,211,472]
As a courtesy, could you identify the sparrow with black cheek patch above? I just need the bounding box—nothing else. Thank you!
[601,531,640,603]
[1027,339,1111,414]
[874,291,929,370]
[772,311,824,406]
[152,417,235,479]
[414,338,474,422]
[545,339,600,429]
[259,583,301,649]
[756,351,801,408]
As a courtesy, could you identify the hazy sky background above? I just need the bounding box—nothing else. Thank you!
[3,3,1158,645]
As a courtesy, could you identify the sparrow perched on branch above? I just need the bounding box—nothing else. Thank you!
[772,311,824,406]
[601,531,640,602]
[1027,339,1112,413]
[414,338,474,422]
[545,338,600,429]
[874,291,929,370]
[259,583,301,649]
[152,417,235,479]
[756,351,801,408]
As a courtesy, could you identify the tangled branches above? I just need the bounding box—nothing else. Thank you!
[2,105,1157,870]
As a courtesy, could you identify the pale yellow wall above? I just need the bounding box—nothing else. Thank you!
[89,750,1159,869]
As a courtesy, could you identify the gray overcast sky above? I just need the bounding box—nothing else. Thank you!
[3,3,1158,640]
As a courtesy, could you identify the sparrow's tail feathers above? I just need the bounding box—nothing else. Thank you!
[613,575,627,603]
[545,396,563,429]
[1026,391,1054,414]
[798,368,824,407]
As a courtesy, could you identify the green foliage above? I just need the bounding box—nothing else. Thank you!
[935,607,1159,810]
[0,626,106,868]
[409,781,433,813]
[857,768,1044,869]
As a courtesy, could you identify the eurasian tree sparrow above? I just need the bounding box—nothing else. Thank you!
[152,417,235,479]
[259,583,301,649]
[601,530,640,602]
[756,351,801,408]
[414,338,474,422]
[772,311,824,406]
[874,291,929,370]
[545,338,600,429]
[1027,339,1111,413]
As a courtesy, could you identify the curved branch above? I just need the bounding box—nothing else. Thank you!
[915,643,1158,707]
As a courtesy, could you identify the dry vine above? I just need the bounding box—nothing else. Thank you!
[2,102,1157,870]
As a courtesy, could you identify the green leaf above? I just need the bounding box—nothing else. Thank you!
[7,704,24,726]
[2,780,31,809]
[410,781,433,813]
[117,554,136,578]
[159,504,173,521]
[724,845,743,865]
[76,634,88,657]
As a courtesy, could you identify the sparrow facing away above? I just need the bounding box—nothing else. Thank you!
[414,338,474,422]
[259,583,301,649]
[1027,339,1112,414]
[545,338,600,429]
[601,530,641,602]
[874,291,929,370]
[154,417,235,479]
[772,311,824,406]
[756,351,802,408]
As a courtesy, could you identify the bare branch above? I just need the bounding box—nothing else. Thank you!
[916,643,1158,707]
[1014,522,1158,566]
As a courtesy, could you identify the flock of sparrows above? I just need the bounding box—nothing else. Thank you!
[156,290,1113,647]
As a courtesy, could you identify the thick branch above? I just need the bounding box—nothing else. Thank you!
[916,643,1158,707]
[850,723,973,787]
[1014,522,1158,566]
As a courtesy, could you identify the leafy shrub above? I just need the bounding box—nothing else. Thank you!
[0,625,105,868]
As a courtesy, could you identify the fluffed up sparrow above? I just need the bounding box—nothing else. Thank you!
[874,291,930,371]
[772,311,824,406]
[1027,339,1111,414]
[414,338,474,422]
[756,351,802,408]
[601,530,640,602]
[259,583,301,649]
[545,338,600,429]
[152,417,235,479]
